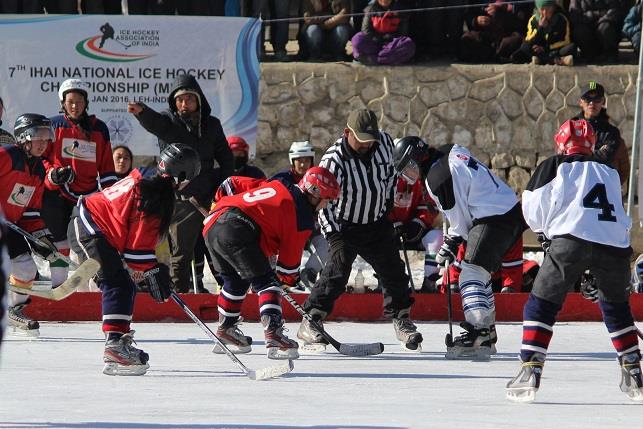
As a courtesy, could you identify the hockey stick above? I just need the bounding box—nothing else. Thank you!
[399,236,416,290]
[170,292,293,381]
[280,289,384,356]
[3,220,77,268]
[9,258,100,301]
[443,220,454,347]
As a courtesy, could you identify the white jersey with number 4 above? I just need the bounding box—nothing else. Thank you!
[522,154,631,248]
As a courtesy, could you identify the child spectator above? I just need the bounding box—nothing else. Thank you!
[112,145,133,180]
[300,0,352,61]
[351,0,416,65]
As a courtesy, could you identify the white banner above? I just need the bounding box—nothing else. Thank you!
[0,15,261,156]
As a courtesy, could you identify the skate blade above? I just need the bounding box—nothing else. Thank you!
[445,347,491,361]
[102,362,149,376]
[490,344,497,355]
[506,387,537,403]
[297,341,328,354]
[625,388,643,402]
[212,343,251,354]
[401,341,423,353]
[9,326,40,338]
[267,347,300,360]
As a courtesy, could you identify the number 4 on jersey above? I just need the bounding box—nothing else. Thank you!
[582,183,617,222]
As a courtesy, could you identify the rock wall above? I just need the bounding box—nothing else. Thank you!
[256,62,638,195]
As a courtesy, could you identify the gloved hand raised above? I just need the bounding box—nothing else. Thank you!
[31,231,58,262]
[143,264,173,303]
[435,235,463,266]
[49,166,75,186]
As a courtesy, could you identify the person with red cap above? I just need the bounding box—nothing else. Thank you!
[506,119,640,402]
[227,135,265,179]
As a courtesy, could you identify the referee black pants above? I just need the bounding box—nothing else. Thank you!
[304,217,414,319]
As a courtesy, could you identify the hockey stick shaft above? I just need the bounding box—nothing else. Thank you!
[3,220,77,268]
[170,292,292,380]
[443,220,453,339]
[280,289,384,356]
[400,236,415,290]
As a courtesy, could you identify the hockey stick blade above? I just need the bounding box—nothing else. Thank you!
[9,258,100,301]
[281,290,384,356]
[171,293,293,380]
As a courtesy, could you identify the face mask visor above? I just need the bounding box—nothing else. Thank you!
[24,126,54,143]
[399,159,420,184]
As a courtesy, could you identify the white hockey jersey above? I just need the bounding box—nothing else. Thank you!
[522,154,631,248]
[424,144,518,240]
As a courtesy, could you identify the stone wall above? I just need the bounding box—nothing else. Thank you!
[256,63,638,195]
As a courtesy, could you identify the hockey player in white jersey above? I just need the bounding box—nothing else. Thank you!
[506,119,641,403]
[393,137,526,360]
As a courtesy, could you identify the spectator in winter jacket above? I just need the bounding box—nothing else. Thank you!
[569,0,625,63]
[351,0,416,65]
[622,1,641,54]
[300,0,352,61]
[510,0,576,65]
[459,0,530,63]
[227,136,265,179]
[127,73,234,292]
[571,81,630,185]
[0,96,15,146]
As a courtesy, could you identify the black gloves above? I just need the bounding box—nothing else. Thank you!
[143,264,173,303]
[49,166,75,186]
[580,272,599,303]
[536,233,551,253]
[436,235,464,266]
[394,220,426,243]
[31,232,58,262]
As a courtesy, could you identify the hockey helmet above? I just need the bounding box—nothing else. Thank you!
[298,166,340,200]
[393,136,430,184]
[14,114,54,145]
[227,136,249,154]
[58,79,89,104]
[158,143,201,184]
[555,119,596,155]
[289,141,315,164]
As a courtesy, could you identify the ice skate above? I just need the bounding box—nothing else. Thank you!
[103,331,150,376]
[297,309,329,353]
[393,308,423,352]
[262,314,299,360]
[506,353,545,402]
[8,304,40,337]
[445,322,491,361]
[490,324,498,355]
[619,353,643,402]
[213,319,252,354]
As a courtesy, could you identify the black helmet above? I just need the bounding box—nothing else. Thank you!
[14,114,54,145]
[158,143,201,183]
[393,136,430,171]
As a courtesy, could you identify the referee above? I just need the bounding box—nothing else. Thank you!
[297,109,423,351]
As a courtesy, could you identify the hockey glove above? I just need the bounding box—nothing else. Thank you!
[580,272,599,303]
[435,235,463,266]
[31,231,58,262]
[536,233,551,253]
[144,264,173,303]
[400,220,426,243]
[49,166,75,186]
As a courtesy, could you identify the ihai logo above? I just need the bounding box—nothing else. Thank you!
[76,22,156,62]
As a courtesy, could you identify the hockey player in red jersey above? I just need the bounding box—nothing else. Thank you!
[506,119,642,402]
[203,166,340,360]
[41,79,117,293]
[68,143,200,376]
[0,114,58,336]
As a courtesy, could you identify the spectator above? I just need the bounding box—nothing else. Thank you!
[42,79,117,292]
[228,136,266,179]
[42,0,77,12]
[569,0,624,63]
[297,109,424,352]
[300,0,352,61]
[0,96,16,146]
[510,0,576,65]
[416,0,467,60]
[459,0,529,63]
[127,74,234,293]
[352,0,370,34]
[112,145,133,180]
[251,0,293,61]
[351,0,416,65]
[571,81,630,185]
[622,0,641,55]
[0,114,56,337]
[80,1,122,13]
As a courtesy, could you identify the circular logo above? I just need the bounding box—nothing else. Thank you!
[106,115,133,146]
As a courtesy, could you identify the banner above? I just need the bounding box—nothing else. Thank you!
[0,15,261,156]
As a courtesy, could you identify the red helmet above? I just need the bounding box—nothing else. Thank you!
[299,166,340,200]
[554,119,596,155]
[227,136,249,153]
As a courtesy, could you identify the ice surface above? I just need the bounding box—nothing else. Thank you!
[1,321,641,428]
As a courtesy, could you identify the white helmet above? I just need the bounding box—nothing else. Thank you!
[289,141,315,164]
[58,79,89,104]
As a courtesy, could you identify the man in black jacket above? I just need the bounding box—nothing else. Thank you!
[128,74,234,292]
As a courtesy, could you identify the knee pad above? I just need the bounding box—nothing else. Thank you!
[10,253,37,286]
[459,261,493,328]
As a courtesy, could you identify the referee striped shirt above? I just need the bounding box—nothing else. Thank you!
[318,131,396,234]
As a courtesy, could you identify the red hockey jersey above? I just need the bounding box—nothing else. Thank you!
[0,145,48,235]
[43,114,117,202]
[204,178,314,283]
[388,176,438,227]
[214,176,267,202]
[78,169,159,271]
